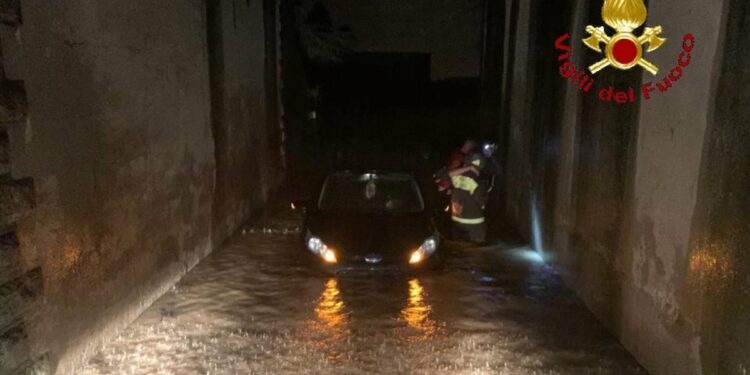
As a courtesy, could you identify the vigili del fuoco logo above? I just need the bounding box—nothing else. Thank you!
[554,0,695,104]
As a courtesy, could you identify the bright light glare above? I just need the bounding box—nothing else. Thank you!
[530,194,544,255]
[523,250,544,263]
[291,202,296,210]
[421,238,437,254]
[409,249,424,264]
[307,236,325,253]
[509,247,545,263]
[322,249,337,263]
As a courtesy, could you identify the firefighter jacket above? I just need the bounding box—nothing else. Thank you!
[450,171,487,225]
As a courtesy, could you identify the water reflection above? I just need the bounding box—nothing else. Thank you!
[308,278,350,363]
[80,229,646,375]
[315,278,349,330]
[400,278,439,342]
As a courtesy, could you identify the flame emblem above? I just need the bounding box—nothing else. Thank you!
[583,0,666,75]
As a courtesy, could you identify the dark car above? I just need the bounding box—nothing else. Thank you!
[296,171,441,273]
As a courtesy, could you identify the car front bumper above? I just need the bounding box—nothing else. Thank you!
[311,253,441,275]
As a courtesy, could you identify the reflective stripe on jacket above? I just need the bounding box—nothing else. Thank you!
[451,175,478,194]
[451,215,485,224]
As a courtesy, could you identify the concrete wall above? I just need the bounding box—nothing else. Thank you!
[500,0,748,374]
[687,2,750,372]
[315,0,484,80]
[1,0,280,373]
[617,0,727,373]
[208,0,281,247]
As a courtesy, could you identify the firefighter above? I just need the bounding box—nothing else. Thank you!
[434,139,477,194]
[449,153,487,244]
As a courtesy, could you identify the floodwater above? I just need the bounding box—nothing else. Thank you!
[80,207,644,374]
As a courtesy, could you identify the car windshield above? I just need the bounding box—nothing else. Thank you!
[318,173,425,214]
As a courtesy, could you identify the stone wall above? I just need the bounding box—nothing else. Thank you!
[1,1,46,372]
[1,0,280,373]
[499,0,748,374]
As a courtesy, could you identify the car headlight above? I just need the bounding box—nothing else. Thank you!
[421,237,437,255]
[409,234,439,265]
[306,231,337,264]
[307,235,326,254]
[321,248,337,263]
[409,249,424,264]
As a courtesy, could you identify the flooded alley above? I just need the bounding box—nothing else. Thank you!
[5,1,748,374]
[79,209,643,374]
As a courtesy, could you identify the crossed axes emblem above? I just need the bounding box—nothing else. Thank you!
[582,0,666,75]
[583,26,666,75]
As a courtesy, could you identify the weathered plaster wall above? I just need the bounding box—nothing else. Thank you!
[278,0,314,182]
[500,0,747,374]
[686,2,750,373]
[1,0,282,373]
[11,1,216,372]
[317,0,484,80]
[502,0,533,237]
[564,0,643,332]
[618,0,727,373]
[208,0,280,248]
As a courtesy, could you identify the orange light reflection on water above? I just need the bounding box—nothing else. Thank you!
[400,278,439,342]
[308,278,350,363]
[315,278,348,329]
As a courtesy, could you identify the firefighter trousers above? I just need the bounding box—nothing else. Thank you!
[452,221,486,244]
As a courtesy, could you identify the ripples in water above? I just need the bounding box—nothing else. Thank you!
[80,214,644,374]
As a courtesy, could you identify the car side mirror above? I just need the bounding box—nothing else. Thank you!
[291,200,309,213]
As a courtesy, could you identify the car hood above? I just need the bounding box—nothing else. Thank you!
[307,211,433,260]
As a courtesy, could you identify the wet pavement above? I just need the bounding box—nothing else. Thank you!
[80,206,644,374]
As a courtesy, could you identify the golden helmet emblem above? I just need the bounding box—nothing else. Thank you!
[583,0,666,75]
